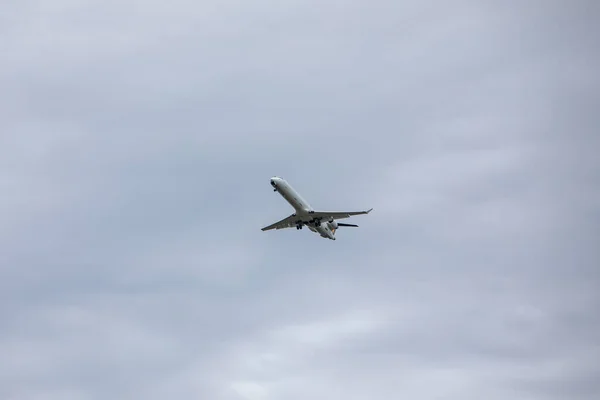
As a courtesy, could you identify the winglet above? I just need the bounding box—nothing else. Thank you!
[366,208,373,213]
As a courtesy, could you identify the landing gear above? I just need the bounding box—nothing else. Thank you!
[296,221,303,230]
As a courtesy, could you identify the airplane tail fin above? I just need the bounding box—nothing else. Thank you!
[333,223,358,236]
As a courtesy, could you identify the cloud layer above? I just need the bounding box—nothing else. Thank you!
[1,1,599,399]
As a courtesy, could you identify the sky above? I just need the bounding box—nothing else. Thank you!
[1,0,599,399]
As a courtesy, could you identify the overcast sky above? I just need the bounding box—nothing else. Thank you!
[1,1,599,399]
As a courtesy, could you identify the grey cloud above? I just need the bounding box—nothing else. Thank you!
[1,0,599,399]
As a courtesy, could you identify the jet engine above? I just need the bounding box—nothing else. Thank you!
[327,220,338,230]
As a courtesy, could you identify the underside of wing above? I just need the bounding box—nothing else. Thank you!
[261,214,297,231]
[310,208,373,221]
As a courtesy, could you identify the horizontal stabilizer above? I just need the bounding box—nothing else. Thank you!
[338,223,358,227]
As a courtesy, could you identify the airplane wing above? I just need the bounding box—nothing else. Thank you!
[310,208,373,221]
[261,209,373,231]
[261,214,297,231]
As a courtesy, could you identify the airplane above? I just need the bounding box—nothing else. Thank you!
[261,176,373,240]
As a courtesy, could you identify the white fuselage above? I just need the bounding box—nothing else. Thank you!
[270,176,336,240]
